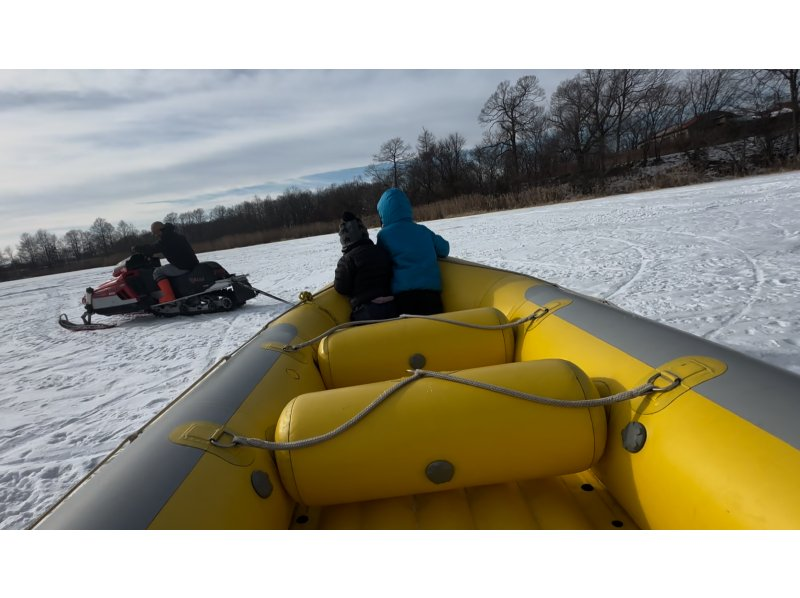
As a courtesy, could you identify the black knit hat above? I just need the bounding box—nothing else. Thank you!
[339,211,368,248]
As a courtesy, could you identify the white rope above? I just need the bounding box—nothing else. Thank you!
[282,308,548,352]
[214,372,424,451]
[213,368,673,452]
[415,369,658,408]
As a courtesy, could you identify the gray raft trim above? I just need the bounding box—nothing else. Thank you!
[525,284,800,451]
[35,323,298,530]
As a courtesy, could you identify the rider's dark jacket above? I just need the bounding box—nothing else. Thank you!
[133,223,199,270]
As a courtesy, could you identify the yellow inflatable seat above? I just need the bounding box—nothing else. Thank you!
[317,307,515,388]
[275,359,607,506]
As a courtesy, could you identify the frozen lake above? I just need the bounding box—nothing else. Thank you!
[2,171,800,530]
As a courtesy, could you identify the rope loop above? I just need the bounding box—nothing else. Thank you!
[646,371,682,393]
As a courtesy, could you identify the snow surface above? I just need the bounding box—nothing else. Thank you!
[2,171,800,530]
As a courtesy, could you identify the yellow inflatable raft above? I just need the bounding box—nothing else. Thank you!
[33,258,800,529]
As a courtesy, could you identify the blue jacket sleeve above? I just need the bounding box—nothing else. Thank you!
[432,232,449,257]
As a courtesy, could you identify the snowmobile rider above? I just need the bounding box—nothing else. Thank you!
[376,188,450,315]
[133,221,199,303]
[333,211,397,321]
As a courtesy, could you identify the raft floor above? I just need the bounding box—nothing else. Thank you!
[289,470,638,530]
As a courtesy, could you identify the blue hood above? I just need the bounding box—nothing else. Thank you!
[377,188,413,226]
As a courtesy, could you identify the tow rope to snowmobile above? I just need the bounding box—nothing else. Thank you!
[233,281,291,305]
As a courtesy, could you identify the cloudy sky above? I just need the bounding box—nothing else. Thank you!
[0,1,774,251]
[0,69,578,249]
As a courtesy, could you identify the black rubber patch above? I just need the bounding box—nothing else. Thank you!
[409,353,426,369]
[622,422,647,453]
[251,470,273,499]
[425,460,455,484]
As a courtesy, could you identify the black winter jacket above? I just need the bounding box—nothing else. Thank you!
[334,239,393,309]
[134,223,199,270]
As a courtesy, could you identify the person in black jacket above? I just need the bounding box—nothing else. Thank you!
[133,221,200,303]
[333,211,397,321]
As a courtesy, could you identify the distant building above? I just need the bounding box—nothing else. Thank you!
[636,104,797,162]
[652,111,739,146]
[757,101,796,119]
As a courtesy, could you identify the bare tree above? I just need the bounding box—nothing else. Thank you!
[61,229,86,261]
[116,220,138,241]
[630,70,683,161]
[682,69,745,117]
[1,246,13,265]
[479,75,546,186]
[34,229,59,268]
[608,69,655,152]
[410,128,439,201]
[17,233,38,265]
[280,187,316,228]
[768,69,800,158]
[741,70,785,162]
[367,137,412,188]
[518,113,552,181]
[209,205,228,222]
[469,136,504,193]
[549,75,596,176]
[177,211,193,228]
[582,69,618,173]
[88,217,115,256]
[435,132,467,195]
[176,208,206,227]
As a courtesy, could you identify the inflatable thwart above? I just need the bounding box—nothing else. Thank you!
[34,258,800,529]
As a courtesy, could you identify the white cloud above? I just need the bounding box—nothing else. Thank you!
[0,69,578,248]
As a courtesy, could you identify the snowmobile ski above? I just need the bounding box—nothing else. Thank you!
[59,313,118,331]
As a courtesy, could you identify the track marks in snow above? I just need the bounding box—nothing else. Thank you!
[701,236,766,341]
[596,237,651,301]
[639,227,767,342]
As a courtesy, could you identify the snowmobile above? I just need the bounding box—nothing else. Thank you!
[59,253,274,331]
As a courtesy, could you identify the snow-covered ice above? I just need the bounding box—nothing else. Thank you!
[1,171,799,530]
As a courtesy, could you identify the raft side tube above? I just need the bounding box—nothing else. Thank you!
[275,359,606,506]
[317,306,515,388]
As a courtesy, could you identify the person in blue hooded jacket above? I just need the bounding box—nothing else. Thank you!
[376,188,450,315]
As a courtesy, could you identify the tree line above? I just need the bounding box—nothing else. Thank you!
[2,68,798,280]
